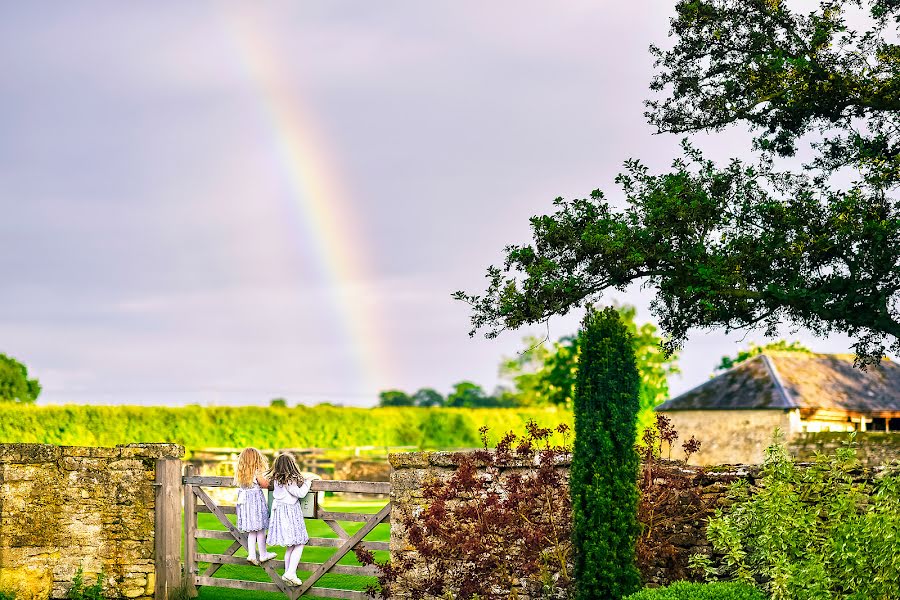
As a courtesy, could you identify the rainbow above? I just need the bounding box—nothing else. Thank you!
[223,13,387,399]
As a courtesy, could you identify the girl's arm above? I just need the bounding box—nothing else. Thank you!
[256,473,269,489]
[288,479,311,499]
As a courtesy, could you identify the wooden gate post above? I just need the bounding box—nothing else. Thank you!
[155,459,183,600]
[183,464,198,597]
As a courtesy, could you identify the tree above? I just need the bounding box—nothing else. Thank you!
[412,387,444,408]
[377,390,414,407]
[455,0,900,367]
[0,353,41,404]
[500,306,679,423]
[445,381,511,408]
[571,308,641,599]
[716,339,812,372]
[270,397,288,408]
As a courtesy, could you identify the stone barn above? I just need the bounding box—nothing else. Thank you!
[657,352,900,465]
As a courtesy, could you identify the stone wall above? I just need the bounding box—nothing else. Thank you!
[0,443,183,600]
[789,432,900,465]
[390,451,869,594]
[389,451,571,599]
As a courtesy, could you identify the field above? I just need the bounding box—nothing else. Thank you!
[191,498,389,600]
[0,404,572,452]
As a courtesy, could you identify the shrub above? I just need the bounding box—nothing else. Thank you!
[0,589,16,600]
[624,581,766,600]
[67,567,104,600]
[571,307,641,600]
[355,421,573,599]
[636,414,712,583]
[693,435,900,600]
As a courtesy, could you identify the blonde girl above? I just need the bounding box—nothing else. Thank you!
[266,453,311,586]
[234,448,277,565]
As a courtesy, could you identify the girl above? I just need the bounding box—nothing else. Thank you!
[266,453,311,586]
[234,448,277,565]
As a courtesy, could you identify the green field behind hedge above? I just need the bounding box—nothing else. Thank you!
[0,404,572,453]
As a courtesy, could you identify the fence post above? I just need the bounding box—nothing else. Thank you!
[183,464,198,597]
[155,459,182,600]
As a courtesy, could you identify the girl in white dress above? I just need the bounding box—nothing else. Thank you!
[266,453,311,586]
[234,448,277,565]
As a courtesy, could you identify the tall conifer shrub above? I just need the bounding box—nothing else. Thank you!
[571,307,641,599]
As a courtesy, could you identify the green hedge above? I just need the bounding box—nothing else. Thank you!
[625,582,767,600]
[0,404,572,453]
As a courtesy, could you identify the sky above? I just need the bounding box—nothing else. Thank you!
[0,1,863,406]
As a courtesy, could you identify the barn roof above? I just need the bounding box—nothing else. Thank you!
[657,352,900,413]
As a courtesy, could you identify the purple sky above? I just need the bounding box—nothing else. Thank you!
[0,1,861,406]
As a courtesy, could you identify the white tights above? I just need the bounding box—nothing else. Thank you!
[282,544,304,579]
[246,531,269,561]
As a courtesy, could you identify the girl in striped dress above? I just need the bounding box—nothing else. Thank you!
[234,448,277,565]
[266,453,311,586]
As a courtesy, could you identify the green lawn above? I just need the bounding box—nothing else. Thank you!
[188,498,389,600]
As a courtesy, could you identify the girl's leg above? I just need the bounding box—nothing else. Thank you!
[283,546,294,575]
[246,532,258,561]
[257,531,269,558]
[287,544,304,578]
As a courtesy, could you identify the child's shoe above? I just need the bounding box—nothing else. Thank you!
[282,575,303,586]
[247,557,259,566]
[259,552,277,563]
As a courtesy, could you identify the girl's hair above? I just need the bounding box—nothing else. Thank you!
[234,448,269,488]
[267,453,305,487]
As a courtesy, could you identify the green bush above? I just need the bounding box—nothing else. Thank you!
[67,567,104,600]
[0,589,16,600]
[694,436,900,600]
[625,582,766,600]
[0,404,571,452]
[571,308,641,600]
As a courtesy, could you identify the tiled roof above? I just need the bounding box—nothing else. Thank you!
[657,352,900,413]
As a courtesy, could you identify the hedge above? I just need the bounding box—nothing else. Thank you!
[0,404,572,453]
[624,582,767,600]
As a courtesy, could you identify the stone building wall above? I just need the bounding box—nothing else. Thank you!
[0,443,183,600]
[658,409,793,465]
[658,410,900,466]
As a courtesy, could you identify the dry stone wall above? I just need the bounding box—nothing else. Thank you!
[789,432,900,465]
[0,443,183,600]
[388,452,777,594]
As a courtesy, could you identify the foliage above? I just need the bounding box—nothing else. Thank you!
[355,420,573,600]
[445,381,514,408]
[269,398,287,408]
[455,0,900,368]
[0,404,571,452]
[411,387,444,407]
[624,582,766,600]
[694,435,900,600]
[0,590,15,600]
[571,307,641,600]
[166,577,194,600]
[715,340,812,372]
[0,353,41,404]
[647,0,900,179]
[636,414,709,584]
[501,305,680,425]
[67,567,104,600]
[377,390,415,407]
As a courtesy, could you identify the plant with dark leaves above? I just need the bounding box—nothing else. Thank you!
[355,421,573,600]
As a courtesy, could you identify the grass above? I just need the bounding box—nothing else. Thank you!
[189,498,389,600]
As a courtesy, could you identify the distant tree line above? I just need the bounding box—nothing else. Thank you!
[378,305,681,422]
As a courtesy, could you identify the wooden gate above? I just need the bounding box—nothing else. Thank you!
[183,465,390,600]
